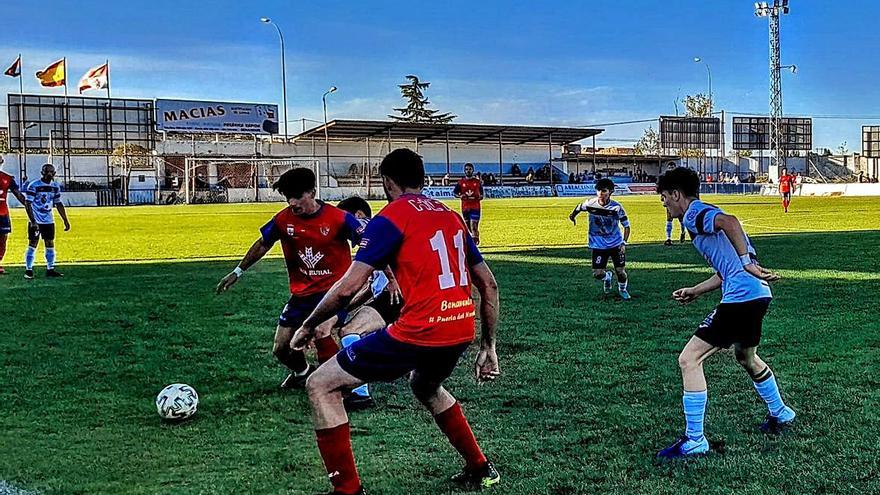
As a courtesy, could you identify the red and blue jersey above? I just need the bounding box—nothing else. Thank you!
[260,202,362,296]
[453,177,483,211]
[0,172,20,216]
[355,193,484,347]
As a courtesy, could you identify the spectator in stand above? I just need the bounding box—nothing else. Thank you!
[733,174,741,185]
[526,169,535,184]
[569,172,576,184]
[442,173,450,186]
[511,163,522,176]
[348,163,360,176]
[858,171,866,183]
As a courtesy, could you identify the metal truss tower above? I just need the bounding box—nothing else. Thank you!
[755,0,790,170]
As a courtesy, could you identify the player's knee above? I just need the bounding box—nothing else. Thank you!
[409,378,439,403]
[615,267,627,278]
[677,352,697,372]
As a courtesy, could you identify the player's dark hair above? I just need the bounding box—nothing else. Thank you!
[464,162,474,169]
[657,167,700,198]
[595,178,615,191]
[337,196,371,217]
[379,148,425,189]
[272,167,315,200]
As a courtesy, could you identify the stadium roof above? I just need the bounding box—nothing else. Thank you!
[293,119,603,146]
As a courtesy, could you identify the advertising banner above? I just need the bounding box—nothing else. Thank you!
[156,99,279,134]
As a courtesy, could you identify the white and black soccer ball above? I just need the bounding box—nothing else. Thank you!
[155,383,199,421]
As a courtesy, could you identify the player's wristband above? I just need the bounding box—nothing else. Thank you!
[739,254,753,267]
[233,266,245,277]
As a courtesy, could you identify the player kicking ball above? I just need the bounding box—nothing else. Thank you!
[655,167,795,460]
[569,178,631,300]
[292,149,501,495]
[216,168,363,390]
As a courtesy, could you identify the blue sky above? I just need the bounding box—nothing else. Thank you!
[1,0,878,149]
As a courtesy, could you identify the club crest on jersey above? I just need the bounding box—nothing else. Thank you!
[298,247,325,269]
[320,225,330,236]
[286,224,295,237]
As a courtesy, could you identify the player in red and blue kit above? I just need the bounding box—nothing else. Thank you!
[216,168,363,389]
[0,156,34,274]
[291,149,501,495]
[453,163,484,245]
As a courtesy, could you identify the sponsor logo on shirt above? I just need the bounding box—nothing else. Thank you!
[298,246,325,269]
[286,224,295,237]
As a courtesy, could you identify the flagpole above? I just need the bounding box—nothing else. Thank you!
[18,54,26,182]
[62,57,69,183]
[105,59,111,99]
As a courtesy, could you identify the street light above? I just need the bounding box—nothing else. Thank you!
[321,86,337,199]
[693,57,713,115]
[260,17,288,141]
[22,122,37,182]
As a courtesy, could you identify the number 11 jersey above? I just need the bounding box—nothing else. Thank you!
[355,193,484,347]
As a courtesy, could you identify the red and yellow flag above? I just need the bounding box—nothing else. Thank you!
[4,55,21,77]
[36,59,66,87]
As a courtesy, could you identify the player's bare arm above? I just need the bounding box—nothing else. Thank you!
[345,281,374,311]
[470,261,500,383]
[292,261,374,349]
[569,206,581,225]
[621,225,631,253]
[383,266,402,305]
[714,214,780,282]
[216,238,271,293]
[673,273,722,304]
[56,203,71,231]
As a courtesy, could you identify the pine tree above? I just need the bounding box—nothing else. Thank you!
[389,75,456,123]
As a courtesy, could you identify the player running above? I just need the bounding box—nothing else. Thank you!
[569,178,631,300]
[291,149,501,495]
[216,168,363,389]
[23,164,70,279]
[0,156,34,275]
[655,167,795,459]
[664,209,686,246]
[778,167,797,213]
[453,163,484,245]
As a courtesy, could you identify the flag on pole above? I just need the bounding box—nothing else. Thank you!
[4,55,21,77]
[78,62,109,93]
[35,59,66,87]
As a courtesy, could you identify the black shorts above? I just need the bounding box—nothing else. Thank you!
[694,297,772,349]
[591,245,625,269]
[28,223,55,242]
[278,292,347,329]
[0,215,10,234]
[364,290,403,323]
[337,327,469,383]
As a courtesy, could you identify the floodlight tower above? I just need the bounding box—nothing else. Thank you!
[755,0,790,171]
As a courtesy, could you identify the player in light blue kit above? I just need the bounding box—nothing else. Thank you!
[23,164,70,279]
[655,167,795,459]
[569,178,631,299]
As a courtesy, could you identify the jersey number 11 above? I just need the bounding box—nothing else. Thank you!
[429,229,469,290]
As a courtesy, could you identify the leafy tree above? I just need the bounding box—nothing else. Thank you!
[389,75,456,123]
[634,126,661,155]
[837,141,848,155]
[683,93,712,117]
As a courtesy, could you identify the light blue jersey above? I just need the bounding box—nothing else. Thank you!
[683,200,772,303]
[24,179,62,225]
[577,197,630,249]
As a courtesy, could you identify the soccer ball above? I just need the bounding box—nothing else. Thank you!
[155,383,199,421]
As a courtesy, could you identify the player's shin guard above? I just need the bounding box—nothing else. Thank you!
[45,247,56,270]
[25,246,36,270]
[683,390,708,442]
[434,402,487,471]
[752,368,794,420]
[315,336,340,364]
[315,422,362,495]
[341,334,369,397]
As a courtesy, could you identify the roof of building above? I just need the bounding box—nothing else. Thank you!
[293,119,603,146]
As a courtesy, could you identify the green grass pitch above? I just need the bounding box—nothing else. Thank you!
[1,195,879,494]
